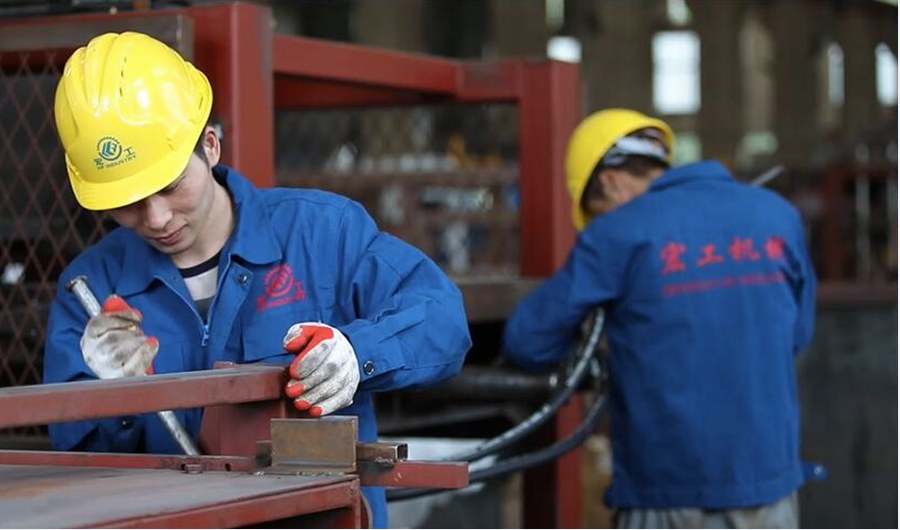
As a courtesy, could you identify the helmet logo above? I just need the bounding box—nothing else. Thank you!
[98,137,122,161]
[94,136,136,169]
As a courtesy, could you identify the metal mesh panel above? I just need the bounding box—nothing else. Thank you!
[275,103,520,277]
[0,51,109,434]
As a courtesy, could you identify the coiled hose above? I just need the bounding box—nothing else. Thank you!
[388,309,608,502]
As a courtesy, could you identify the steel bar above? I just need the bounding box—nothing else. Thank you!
[358,460,469,489]
[356,442,408,463]
[273,34,459,95]
[65,275,200,456]
[0,365,286,429]
[0,450,259,473]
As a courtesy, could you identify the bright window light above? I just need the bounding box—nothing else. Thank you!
[653,31,701,114]
[876,42,898,106]
[673,131,702,164]
[826,42,844,107]
[545,0,565,33]
[547,35,582,63]
[666,0,692,26]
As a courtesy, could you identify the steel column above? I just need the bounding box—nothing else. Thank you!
[518,61,579,276]
[186,2,274,187]
[522,393,585,528]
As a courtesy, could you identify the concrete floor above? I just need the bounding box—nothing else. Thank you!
[797,304,898,529]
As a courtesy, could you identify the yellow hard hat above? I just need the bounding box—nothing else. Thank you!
[54,32,212,210]
[565,108,674,229]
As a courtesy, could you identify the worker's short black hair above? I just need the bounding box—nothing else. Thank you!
[192,130,207,164]
[580,155,669,211]
[616,155,669,179]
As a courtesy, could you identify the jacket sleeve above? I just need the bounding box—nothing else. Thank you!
[43,268,145,452]
[333,201,471,392]
[502,225,629,373]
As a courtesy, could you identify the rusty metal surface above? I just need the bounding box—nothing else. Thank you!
[0,450,260,473]
[358,460,469,489]
[199,396,295,457]
[269,417,358,474]
[0,464,357,528]
[356,442,408,463]
[0,365,286,430]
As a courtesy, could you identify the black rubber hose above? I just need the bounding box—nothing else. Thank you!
[387,310,608,502]
[388,385,608,502]
[442,309,605,463]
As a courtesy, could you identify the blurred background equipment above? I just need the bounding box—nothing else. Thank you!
[0,0,896,528]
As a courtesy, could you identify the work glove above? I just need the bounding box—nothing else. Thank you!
[282,322,360,417]
[80,295,159,379]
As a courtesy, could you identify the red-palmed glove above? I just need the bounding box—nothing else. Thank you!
[80,295,158,379]
[282,323,360,417]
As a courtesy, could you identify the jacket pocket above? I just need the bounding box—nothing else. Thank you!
[241,305,320,363]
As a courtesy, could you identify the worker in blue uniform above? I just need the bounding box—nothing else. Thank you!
[44,32,471,528]
[503,109,816,528]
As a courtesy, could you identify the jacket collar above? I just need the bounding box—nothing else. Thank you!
[648,160,733,192]
[117,165,282,296]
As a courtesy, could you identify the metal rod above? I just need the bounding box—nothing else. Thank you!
[65,275,200,456]
[750,164,785,187]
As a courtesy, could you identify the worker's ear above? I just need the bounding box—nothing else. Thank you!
[199,125,221,167]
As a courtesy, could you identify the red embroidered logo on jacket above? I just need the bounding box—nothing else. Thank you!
[257,264,306,312]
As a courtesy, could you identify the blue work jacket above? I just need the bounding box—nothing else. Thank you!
[44,166,471,527]
[503,161,816,509]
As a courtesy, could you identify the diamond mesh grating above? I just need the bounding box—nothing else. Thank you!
[0,50,110,436]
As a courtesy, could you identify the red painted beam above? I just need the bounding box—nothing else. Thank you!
[274,77,436,109]
[0,365,286,429]
[456,60,523,102]
[273,34,460,96]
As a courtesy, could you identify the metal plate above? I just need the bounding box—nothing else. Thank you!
[0,464,356,528]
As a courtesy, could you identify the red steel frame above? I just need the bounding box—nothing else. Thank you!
[0,365,467,528]
[0,364,468,490]
[0,2,583,526]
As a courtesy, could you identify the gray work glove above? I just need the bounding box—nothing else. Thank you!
[282,322,360,417]
[80,295,159,379]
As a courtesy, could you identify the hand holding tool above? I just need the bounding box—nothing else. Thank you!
[66,275,200,456]
[80,295,158,379]
[282,323,360,417]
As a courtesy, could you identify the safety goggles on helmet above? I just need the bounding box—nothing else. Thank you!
[598,129,670,169]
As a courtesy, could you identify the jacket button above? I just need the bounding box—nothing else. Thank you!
[236,273,249,284]
[121,418,133,429]
[363,361,375,375]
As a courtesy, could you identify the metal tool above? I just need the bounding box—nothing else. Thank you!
[750,164,785,187]
[66,275,200,456]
